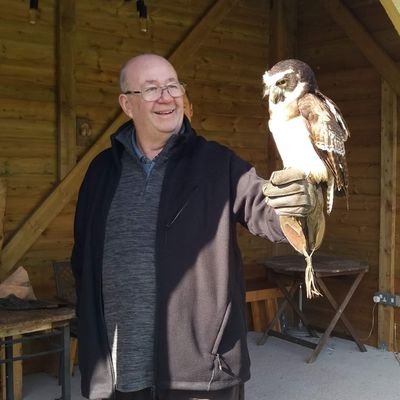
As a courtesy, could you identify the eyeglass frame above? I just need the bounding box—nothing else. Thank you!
[122,81,186,102]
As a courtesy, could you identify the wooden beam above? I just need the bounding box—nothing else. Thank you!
[378,80,397,351]
[321,0,400,97]
[169,0,240,67]
[0,178,6,257]
[56,0,77,180]
[0,114,124,280]
[380,0,400,36]
[0,0,238,278]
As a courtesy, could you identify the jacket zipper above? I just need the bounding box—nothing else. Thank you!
[207,353,223,391]
[207,301,232,390]
[165,186,199,228]
[98,167,121,396]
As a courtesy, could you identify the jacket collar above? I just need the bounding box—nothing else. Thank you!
[109,116,197,164]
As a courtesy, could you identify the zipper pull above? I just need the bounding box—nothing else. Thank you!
[215,353,222,371]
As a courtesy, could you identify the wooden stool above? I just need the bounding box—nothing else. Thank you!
[245,280,284,332]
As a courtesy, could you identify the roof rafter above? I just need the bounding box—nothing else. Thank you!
[320,0,400,97]
[380,0,400,36]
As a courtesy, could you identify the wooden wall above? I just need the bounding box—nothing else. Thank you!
[295,0,400,349]
[0,1,273,296]
[0,0,399,359]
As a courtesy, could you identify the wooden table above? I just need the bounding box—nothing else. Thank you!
[0,306,75,400]
[257,255,368,363]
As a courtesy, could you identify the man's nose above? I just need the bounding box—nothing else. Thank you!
[158,86,173,101]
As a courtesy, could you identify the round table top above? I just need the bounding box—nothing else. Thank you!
[264,254,369,275]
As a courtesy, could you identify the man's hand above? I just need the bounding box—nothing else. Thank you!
[263,168,317,217]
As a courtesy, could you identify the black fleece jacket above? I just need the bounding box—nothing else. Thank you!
[71,118,285,399]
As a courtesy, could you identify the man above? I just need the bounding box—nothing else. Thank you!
[71,53,315,400]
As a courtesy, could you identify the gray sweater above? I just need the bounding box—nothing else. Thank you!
[102,129,175,392]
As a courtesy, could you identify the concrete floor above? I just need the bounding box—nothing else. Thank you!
[23,331,400,400]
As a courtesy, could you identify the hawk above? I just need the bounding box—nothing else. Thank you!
[263,59,350,298]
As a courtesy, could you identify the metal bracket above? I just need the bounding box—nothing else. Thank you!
[373,291,400,307]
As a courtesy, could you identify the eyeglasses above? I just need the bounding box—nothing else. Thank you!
[123,82,186,102]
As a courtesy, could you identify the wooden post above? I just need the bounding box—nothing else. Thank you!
[0,178,5,257]
[268,0,297,69]
[56,0,77,180]
[1,337,23,400]
[268,0,297,256]
[378,80,397,351]
[267,0,297,176]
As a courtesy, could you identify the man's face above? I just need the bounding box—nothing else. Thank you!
[119,57,184,139]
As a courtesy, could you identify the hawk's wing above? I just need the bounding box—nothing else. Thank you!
[297,91,350,205]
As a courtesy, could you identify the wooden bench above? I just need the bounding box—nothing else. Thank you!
[245,279,284,332]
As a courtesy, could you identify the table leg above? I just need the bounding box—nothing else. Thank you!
[317,273,367,352]
[307,272,366,363]
[61,325,71,400]
[4,336,14,400]
[257,280,297,345]
[276,277,318,338]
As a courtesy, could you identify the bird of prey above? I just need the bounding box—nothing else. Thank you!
[263,59,350,298]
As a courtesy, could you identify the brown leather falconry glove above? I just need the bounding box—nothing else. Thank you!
[263,168,317,217]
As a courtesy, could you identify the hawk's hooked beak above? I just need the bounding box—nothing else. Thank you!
[269,86,285,104]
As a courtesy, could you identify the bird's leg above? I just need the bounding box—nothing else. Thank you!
[303,186,325,298]
[279,186,325,299]
[304,250,322,298]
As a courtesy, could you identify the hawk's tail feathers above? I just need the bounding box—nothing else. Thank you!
[326,177,335,215]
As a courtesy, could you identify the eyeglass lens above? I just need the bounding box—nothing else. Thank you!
[142,83,185,101]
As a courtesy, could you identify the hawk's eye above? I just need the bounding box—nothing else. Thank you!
[276,79,287,87]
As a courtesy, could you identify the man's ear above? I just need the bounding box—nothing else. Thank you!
[119,94,133,118]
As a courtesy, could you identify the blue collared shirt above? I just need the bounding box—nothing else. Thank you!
[131,134,155,176]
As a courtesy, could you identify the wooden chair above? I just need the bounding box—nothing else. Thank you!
[53,261,78,375]
[245,279,284,332]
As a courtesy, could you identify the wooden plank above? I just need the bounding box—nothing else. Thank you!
[56,0,77,180]
[0,0,239,279]
[246,287,283,302]
[320,0,400,97]
[378,80,397,351]
[380,0,400,35]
